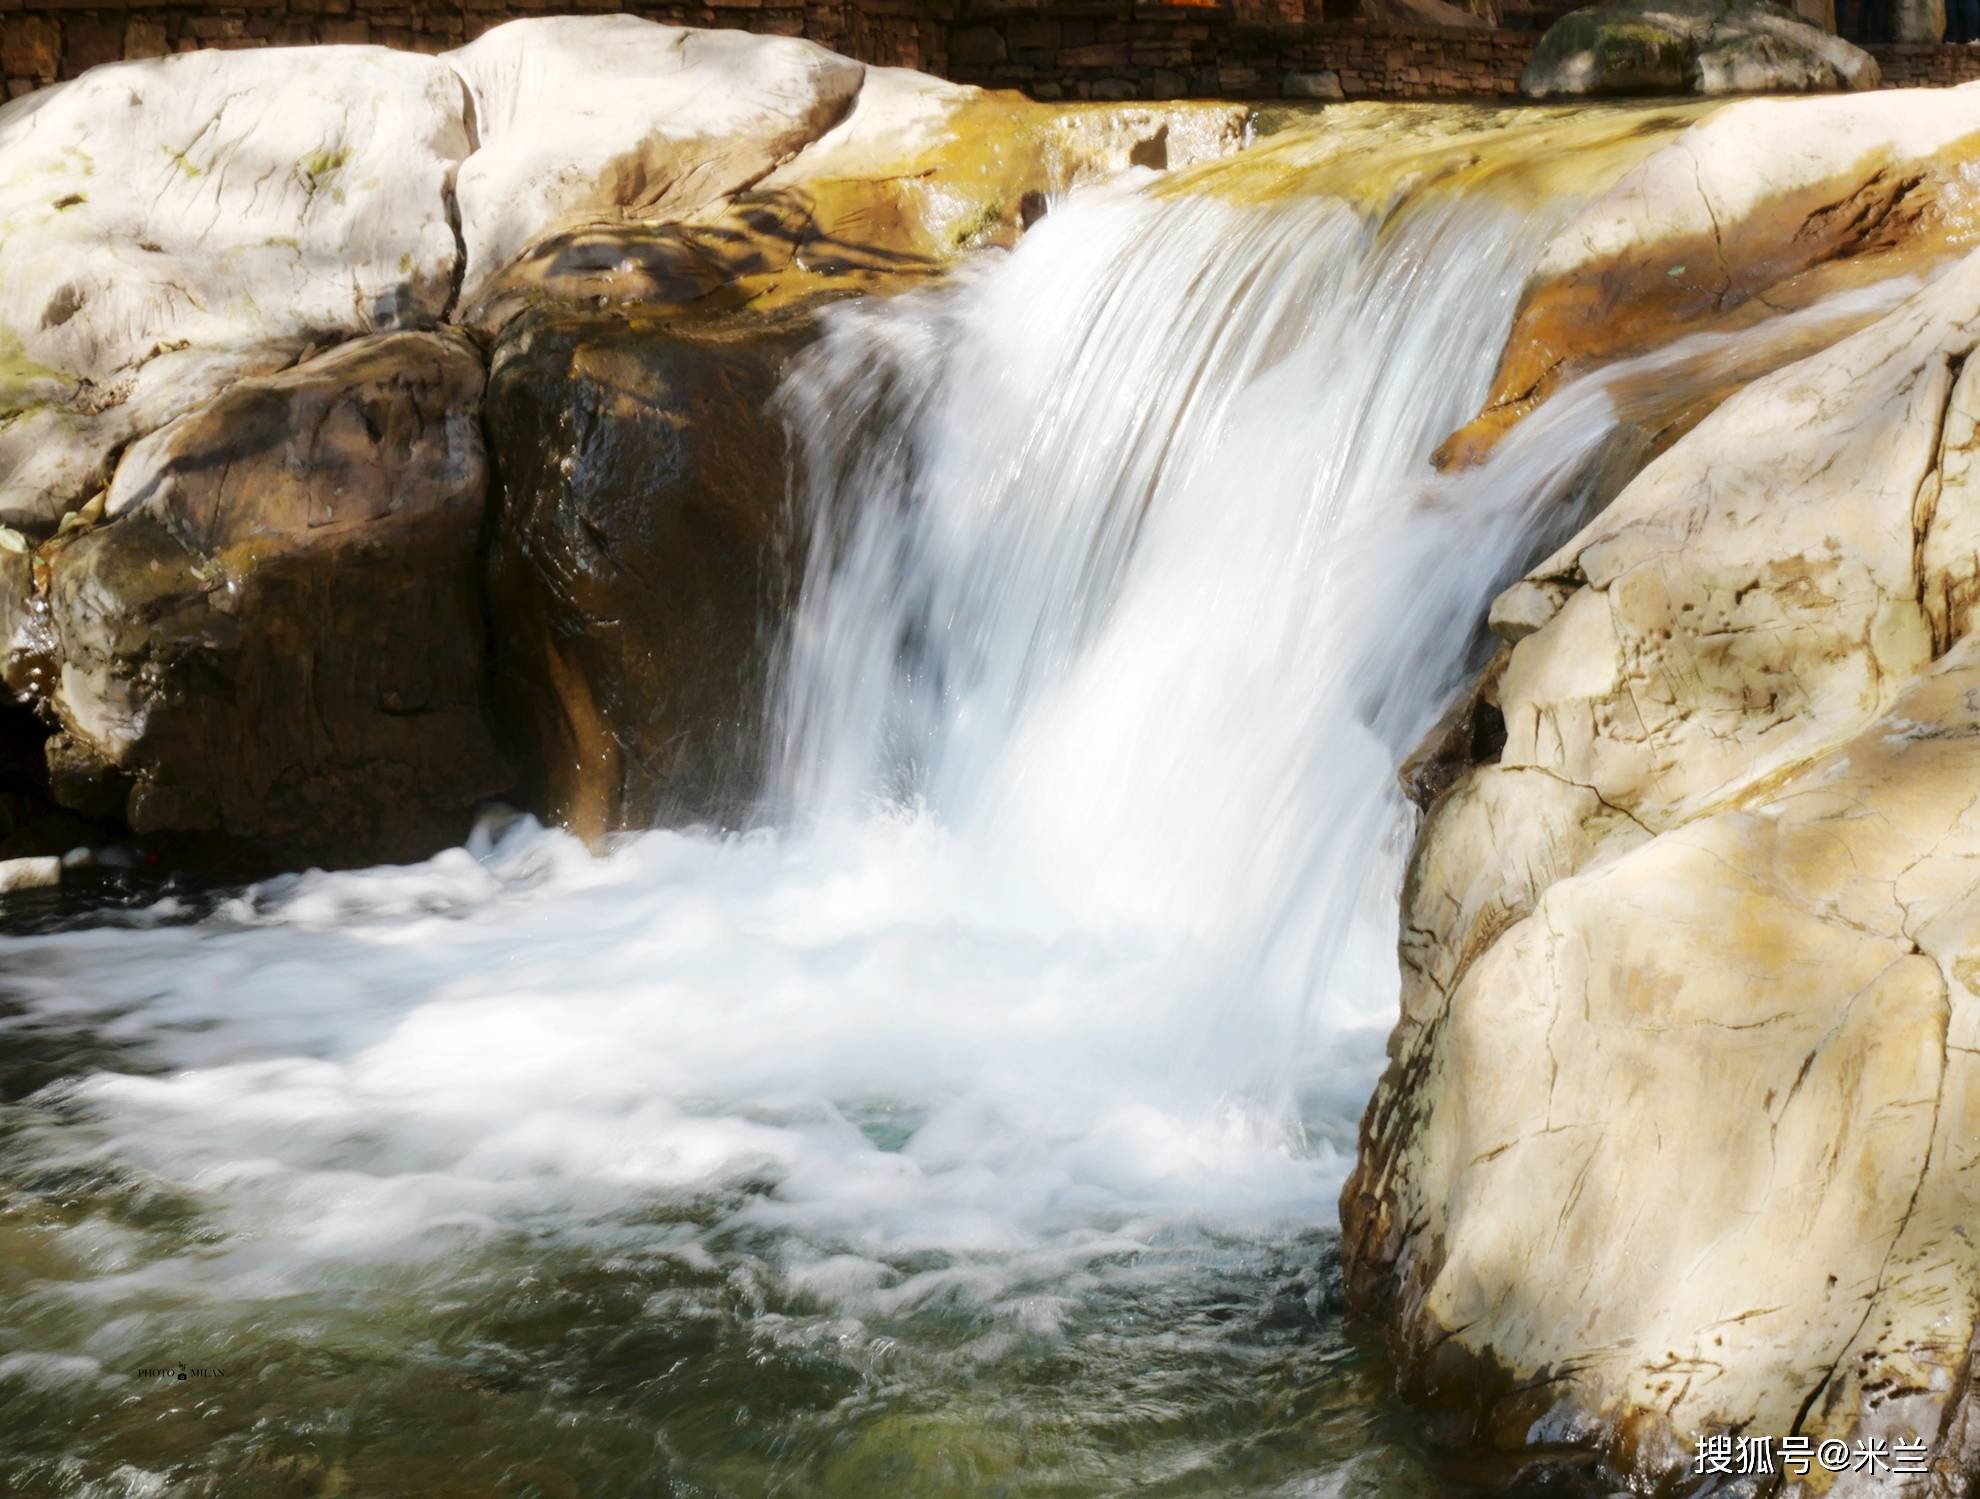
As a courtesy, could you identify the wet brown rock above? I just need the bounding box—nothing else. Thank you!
[36,331,511,863]
[0,537,46,698]
[1397,643,1510,811]
[483,305,815,841]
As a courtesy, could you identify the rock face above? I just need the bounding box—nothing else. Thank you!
[459,59,1249,333]
[1522,0,1880,98]
[1441,85,1980,467]
[483,307,813,841]
[33,332,511,861]
[1345,240,1980,1489]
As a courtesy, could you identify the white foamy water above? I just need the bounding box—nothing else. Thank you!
[0,150,1921,1489]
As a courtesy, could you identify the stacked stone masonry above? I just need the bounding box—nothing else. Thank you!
[0,2,1976,105]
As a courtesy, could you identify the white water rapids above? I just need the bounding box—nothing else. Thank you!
[0,140,1929,1495]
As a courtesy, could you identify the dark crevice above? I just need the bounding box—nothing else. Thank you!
[0,696,119,864]
[439,63,482,326]
[1917,348,1969,658]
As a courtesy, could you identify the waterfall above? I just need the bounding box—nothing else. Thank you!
[0,113,1924,1496]
[771,179,1601,1121]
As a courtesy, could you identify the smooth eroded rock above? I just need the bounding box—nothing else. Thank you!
[458,37,1249,333]
[1496,253,1980,830]
[0,47,472,534]
[447,16,865,315]
[1442,84,1980,466]
[38,330,510,860]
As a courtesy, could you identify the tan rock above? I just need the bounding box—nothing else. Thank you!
[1442,84,1980,466]
[1496,253,1980,832]
[1354,639,1980,1485]
[1349,246,1980,1490]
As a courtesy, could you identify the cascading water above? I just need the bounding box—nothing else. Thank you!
[775,185,1571,1100]
[0,116,1921,1496]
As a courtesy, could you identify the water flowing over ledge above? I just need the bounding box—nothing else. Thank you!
[0,136,1587,1493]
[2,85,1967,1494]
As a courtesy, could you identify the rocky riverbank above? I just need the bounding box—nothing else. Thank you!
[1346,79,1980,1499]
[14,16,1980,1493]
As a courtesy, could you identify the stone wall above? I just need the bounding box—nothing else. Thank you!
[0,2,953,94]
[1868,39,1980,83]
[1,0,1977,102]
[948,15,1538,99]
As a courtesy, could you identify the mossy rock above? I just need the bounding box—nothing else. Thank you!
[1521,0,1880,96]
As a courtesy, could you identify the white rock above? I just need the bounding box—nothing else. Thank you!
[1495,251,1980,831]
[725,62,1246,223]
[1532,83,1980,284]
[1391,639,1980,1465]
[0,47,472,533]
[750,63,978,185]
[446,16,865,310]
[0,855,61,893]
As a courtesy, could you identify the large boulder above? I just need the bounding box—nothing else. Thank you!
[1522,0,1880,98]
[29,331,510,862]
[0,47,472,535]
[482,306,813,841]
[1346,247,1980,1489]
